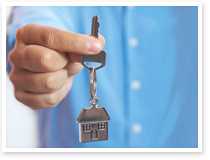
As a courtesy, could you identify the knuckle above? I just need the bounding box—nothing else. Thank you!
[15,27,23,40]
[14,89,23,103]
[9,72,14,82]
[46,92,58,107]
[8,51,14,63]
[44,74,56,91]
[38,52,54,70]
[8,49,17,64]
[9,70,16,83]
[40,29,55,47]
[24,45,32,55]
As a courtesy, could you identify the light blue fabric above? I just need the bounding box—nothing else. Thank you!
[6,6,198,148]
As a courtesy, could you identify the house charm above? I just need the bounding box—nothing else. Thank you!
[77,105,110,143]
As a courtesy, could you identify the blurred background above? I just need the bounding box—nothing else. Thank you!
[5,5,199,149]
[6,6,38,148]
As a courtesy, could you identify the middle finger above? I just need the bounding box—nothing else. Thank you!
[11,68,68,93]
[20,44,69,72]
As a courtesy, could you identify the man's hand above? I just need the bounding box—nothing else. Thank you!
[8,23,105,110]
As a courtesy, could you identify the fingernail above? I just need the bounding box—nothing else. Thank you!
[88,40,101,53]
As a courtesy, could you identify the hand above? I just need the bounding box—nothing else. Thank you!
[8,23,105,110]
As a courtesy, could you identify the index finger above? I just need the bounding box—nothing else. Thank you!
[18,23,104,55]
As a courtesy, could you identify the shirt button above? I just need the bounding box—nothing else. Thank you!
[129,38,138,47]
[131,80,141,90]
[132,123,142,134]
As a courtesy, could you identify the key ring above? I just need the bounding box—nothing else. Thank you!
[89,66,98,106]
[89,66,97,98]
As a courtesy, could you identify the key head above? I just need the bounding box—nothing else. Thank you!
[91,15,100,38]
[81,50,106,70]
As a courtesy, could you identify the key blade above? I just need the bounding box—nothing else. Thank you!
[91,15,100,38]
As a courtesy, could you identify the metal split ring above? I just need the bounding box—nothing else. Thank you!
[89,96,99,105]
[89,66,97,103]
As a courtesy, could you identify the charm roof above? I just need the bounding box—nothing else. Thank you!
[77,106,110,123]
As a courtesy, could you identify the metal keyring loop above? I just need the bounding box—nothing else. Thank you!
[89,96,99,105]
[89,66,97,100]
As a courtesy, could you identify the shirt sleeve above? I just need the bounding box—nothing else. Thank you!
[6,6,72,74]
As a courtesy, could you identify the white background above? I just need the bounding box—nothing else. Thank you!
[5,6,39,148]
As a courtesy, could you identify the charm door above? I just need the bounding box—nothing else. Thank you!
[91,130,98,140]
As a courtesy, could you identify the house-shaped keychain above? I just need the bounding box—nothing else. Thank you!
[77,15,110,143]
[77,105,110,143]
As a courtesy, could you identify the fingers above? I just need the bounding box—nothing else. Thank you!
[9,44,69,72]
[60,34,105,76]
[64,62,83,77]
[10,68,68,93]
[64,34,105,63]
[9,23,107,110]
[13,77,73,110]
[19,23,105,55]
[93,34,106,49]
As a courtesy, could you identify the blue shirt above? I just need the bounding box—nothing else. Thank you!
[7,6,198,148]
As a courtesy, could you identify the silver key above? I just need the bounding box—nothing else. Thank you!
[77,15,110,143]
[91,14,100,38]
[81,15,106,70]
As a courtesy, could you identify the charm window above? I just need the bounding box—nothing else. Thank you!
[83,124,90,132]
[99,122,105,130]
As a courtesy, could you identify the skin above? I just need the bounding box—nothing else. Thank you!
[8,23,105,110]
